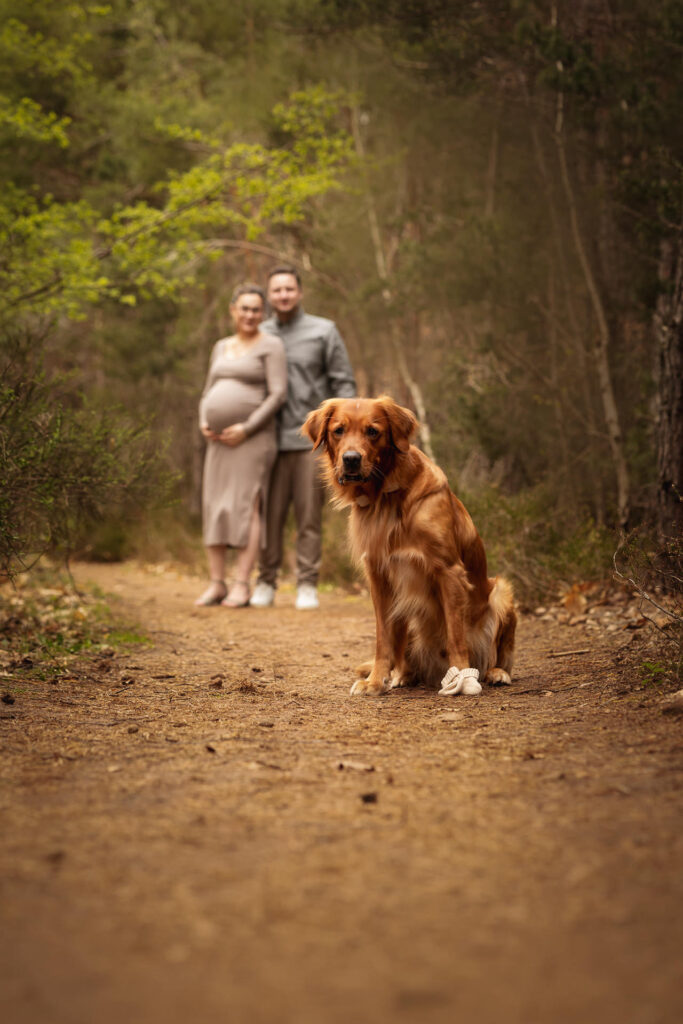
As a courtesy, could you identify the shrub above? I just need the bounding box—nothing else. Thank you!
[0,332,177,578]
[465,483,618,608]
[614,526,683,684]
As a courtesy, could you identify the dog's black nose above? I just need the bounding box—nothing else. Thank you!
[342,450,362,471]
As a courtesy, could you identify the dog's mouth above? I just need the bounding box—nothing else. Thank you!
[338,471,365,484]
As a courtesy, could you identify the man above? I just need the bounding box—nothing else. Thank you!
[250,266,356,610]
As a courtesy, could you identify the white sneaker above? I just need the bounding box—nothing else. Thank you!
[249,582,275,608]
[295,584,319,610]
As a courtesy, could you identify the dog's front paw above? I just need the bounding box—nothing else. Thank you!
[485,667,511,687]
[350,675,390,696]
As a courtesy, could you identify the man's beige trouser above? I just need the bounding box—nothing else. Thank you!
[257,449,324,588]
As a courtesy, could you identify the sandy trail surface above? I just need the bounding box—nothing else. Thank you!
[1,561,681,1024]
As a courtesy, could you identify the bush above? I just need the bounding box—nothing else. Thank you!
[0,333,178,578]
[465,483,618,608]
[614,526,683,684]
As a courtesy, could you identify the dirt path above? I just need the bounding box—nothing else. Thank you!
[1,561,681,1024]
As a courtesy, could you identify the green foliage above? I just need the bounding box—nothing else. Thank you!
[0,95,71,146]
[1,187,103,320]
[0,86,353,321]
[89,87,353,303]
[640,660,669,689]
[461,483,618,608]
[0,2,353,322]
[0,334,178,578]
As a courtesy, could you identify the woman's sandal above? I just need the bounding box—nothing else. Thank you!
[221,579,251,608]
[194,579,227,606]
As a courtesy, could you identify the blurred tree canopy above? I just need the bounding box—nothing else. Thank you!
[1,0,681,592]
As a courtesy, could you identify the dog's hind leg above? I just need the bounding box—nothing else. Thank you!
[435,566,483,696]
[484,606,517,685]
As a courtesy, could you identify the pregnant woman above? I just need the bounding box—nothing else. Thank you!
[196,283,287,607]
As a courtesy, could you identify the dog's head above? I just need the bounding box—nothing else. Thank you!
[302,395,417,492]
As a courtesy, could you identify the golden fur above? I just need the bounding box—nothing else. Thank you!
[302,395,516,696]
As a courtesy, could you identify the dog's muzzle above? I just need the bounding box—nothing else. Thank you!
[340,450,363,482]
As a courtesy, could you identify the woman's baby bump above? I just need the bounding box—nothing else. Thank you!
[200,378,265,433]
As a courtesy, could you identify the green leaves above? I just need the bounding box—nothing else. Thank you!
[0,189,103,320]
[1,84,353,321]
[0,96,71,146]
[0,335,178,577]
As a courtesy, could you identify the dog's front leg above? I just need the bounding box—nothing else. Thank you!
[350,565,393,696]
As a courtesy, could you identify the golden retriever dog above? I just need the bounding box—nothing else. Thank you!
[302,396,516,697]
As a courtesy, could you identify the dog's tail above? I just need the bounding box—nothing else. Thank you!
[490,576,516,674]
[355,660,373,678]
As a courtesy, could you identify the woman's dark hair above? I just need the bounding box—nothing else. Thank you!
[230,282,267,306]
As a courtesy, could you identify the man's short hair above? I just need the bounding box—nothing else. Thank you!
[267,264,302,286]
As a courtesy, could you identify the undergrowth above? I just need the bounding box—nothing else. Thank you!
[0,565,148,688]
[461,484,618,608]
[614,526,683,687]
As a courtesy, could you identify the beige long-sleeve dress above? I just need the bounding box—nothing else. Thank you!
[199,332,287,547]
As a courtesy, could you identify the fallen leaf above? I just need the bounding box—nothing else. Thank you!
[561,586,588,615]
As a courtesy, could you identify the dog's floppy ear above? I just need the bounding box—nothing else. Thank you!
[377,395,417,453]
[302,399,338,450]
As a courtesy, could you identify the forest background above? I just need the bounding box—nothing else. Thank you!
[1,0,682,608]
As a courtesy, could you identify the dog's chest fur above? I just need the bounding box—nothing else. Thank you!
[349,496,405,564]
[349,492,445,619]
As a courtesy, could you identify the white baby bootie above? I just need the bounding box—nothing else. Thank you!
[438,666,482,696]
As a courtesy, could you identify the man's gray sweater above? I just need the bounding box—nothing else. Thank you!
[262,307,356,451]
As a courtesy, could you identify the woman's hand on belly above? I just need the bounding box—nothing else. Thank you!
[218,423,247,447]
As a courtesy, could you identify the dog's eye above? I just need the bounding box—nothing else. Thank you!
[332,425,345,437]
[366,426,380,438]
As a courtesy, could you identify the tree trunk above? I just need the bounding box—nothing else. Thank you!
[554,86,630,527]
[527,111,606,523]
[654,231,683,538]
